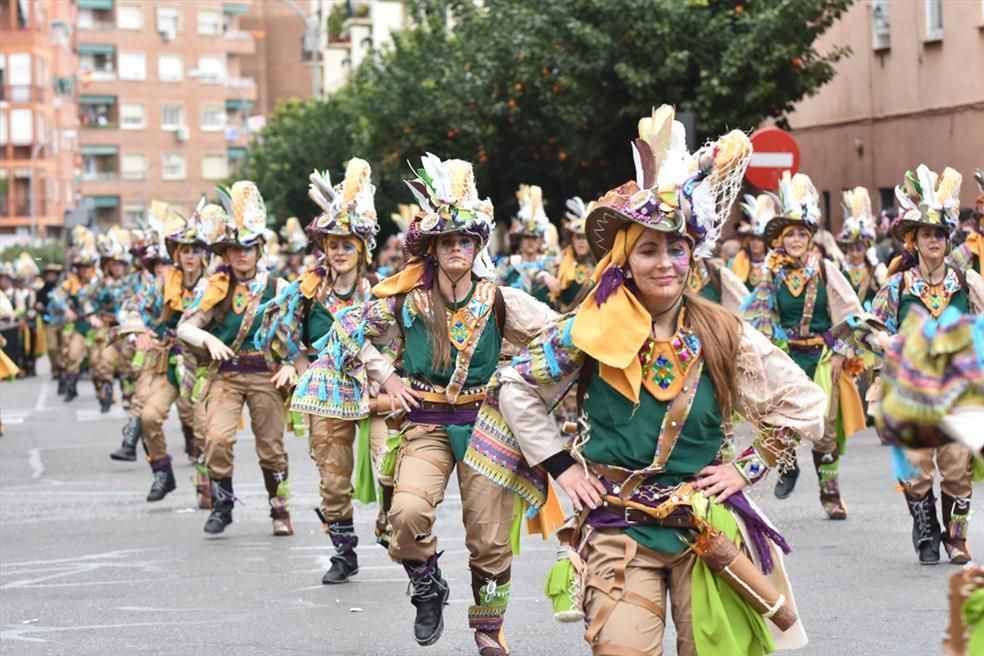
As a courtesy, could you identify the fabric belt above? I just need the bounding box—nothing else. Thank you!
[218,352,269,373]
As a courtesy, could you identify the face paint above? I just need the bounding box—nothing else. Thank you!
[326,236,361,274]
[435,234,477,274]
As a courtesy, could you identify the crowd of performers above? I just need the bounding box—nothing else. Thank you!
[1,105,982,655]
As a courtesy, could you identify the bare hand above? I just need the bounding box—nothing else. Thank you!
[204,335,235,361]
[381,373,421,413]
[89,316,104,329]
[65,309,77,322]
[271,364,298,389]
[555,466,605,512]
[695,463,749,504]
[540,273,561,294]
[135,332,155,351]
[830,353,845,383]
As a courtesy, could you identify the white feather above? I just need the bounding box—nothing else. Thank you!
[916,165,936,205]
[472,246,497,280]
[420,153,450,201]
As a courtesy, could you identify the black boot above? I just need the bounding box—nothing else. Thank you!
[63,375,78,402]
[98,379,114,413]
[147,458,177,502]
[320,515,359,584]
[904,490,942,565]
[204,478,235,534]
[774,460,800,500]
[110,417,142,461]
[404,553,450,646]
[56,371,66,396]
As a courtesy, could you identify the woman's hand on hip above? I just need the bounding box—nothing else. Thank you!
[555,466,605,512]
[696,463,749,504]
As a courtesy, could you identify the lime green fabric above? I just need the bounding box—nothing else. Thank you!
[352,417,377,504]
[776,275,830,379]
[212,282,277,347]
[690,499,775,656]
[544,558,577,614]
[402,282,501,388]
[964,588,984,656]
[583,369,723,553]
[812,347,846,454]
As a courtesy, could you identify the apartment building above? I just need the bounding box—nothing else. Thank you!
[784,0,984,230]
[76,0,256,228]
[318,0,406,94]
[0,0,79,242]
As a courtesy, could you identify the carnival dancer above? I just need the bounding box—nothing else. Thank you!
[10,253,41,377]
[90,227,133,413]
[56,227,102,403]
[176,181,292,536]
[279,217,309,282]
[306,155,556,654]
[110,202,211,505]
[730,194,775,289]
[498,184,557,307]
[948,169,983,276]
[37,262,65,391]
[869,165,984,565]
[544,197,596,313]
[836,187,886,307]
[0,288,21,436]
[464,106,822,656]
[258,159,385,584]
[0,263,24,374]
[742,171,866,518]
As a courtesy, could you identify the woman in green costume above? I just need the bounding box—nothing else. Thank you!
[464,106,825,656]
[742,171,866,519]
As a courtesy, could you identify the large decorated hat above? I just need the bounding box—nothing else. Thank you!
[973,168,983,221]
[165,197,212,260]
[738,193,777,239]
[97,226,132,264]
[307,158,379,261]
[390,203,417,243]
[13,252,40,279]
[762,171,822,246]
[212,181,268,255]
[586,105,751,261]
[403,154,495,258]
[891,164,961,241]
[836,187,877,245]
[514,185,549,238]
[281,217,309,254]
[70,225,99,266]
[564,196,592,236]
[128,229,148,257]
[146,200,185,263]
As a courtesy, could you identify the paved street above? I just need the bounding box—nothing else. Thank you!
[1,366,980,655]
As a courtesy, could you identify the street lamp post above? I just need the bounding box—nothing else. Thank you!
[278,0,321,99]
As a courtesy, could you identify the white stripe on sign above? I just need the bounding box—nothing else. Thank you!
[749,152,794,168]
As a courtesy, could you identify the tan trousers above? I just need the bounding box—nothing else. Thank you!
[583,530,695,656]
[203,371,286,479]
[307,415,390,521]
[45,323,63,375]
[141,372,195,462]
[62,331,87,376]
[814,383,840,455]
[904,443,974,498]
[89,341,117,381]
[388,423,514,575]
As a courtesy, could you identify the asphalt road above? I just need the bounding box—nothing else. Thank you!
[1,365,980,655]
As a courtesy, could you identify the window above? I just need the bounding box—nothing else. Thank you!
[202,153,227,180]
[8,52,32,86]
[118,52,146,80]
[200,104,225,131]
[10,109,33,145]
[196,56,226,83]
[77,9,95,30]
[157,7,180,35]
[121,153,147,180]
[123,205,146,226]
[925,0,943,41]
[120,103,146,130]
[162,154,186,181]
[198,8,222,35]
[161,104,184,130]
[878,188,895,213]
[117,4,143,30]
[158,55,183,82]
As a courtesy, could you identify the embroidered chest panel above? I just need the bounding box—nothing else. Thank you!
[231,275,269,315]
[638,312,702,402]
[573,262,592,285]
[445,282,496,351]
[903,268,961,318]
[778,263,818,298]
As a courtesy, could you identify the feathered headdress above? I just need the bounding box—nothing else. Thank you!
[762,171,821,246]
[145,200,185,261]
[891,164,961,241]
[563,196,592,236]
[69,226,99,266]
[211,180,268,254]
[514,184,550,238]
[281,217,309,253]
[971,167,983,220]
[97,226,133,264]
[307,158,379,259]
[165,197,213,260]
[836,187,877,244]
[390,203,418,240]
[585,104,751,260]
[13,252,40,279]
[738,194,777,239]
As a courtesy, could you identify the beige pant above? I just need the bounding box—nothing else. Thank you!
[45,323,63,375]
[203,371,287,479]
[89,341,117,381]
[814,383,840,455]
[141,372,195,462]
[62,331,87,376]
[904,443,974,498]
[307,415,389,521]
[583,530,695,656]
[388,423,514,575]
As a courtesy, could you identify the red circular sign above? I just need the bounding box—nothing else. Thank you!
[746,127,800,191]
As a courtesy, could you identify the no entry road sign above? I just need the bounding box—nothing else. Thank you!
[747,127,800,190]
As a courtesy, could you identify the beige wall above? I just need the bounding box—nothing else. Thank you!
[784,0,984,228]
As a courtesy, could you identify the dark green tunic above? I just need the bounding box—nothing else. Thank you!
[776,274,830,379]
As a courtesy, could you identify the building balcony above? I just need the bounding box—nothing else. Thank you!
[0,85,48,104]
[77,19,116,31]
[223,30,256,55]
[226,77,257,101]
[81,170,118,183]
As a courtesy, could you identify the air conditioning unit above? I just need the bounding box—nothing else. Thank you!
[160,27,176,42]
[176,126,190,142]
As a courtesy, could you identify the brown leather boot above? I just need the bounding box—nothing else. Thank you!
[469,567,511,656]
[941,493,972,564]
[812,451,847,519]
[262,467,293,536]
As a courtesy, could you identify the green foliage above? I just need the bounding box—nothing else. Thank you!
[0,242,67,267]
[241,0,852,235]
